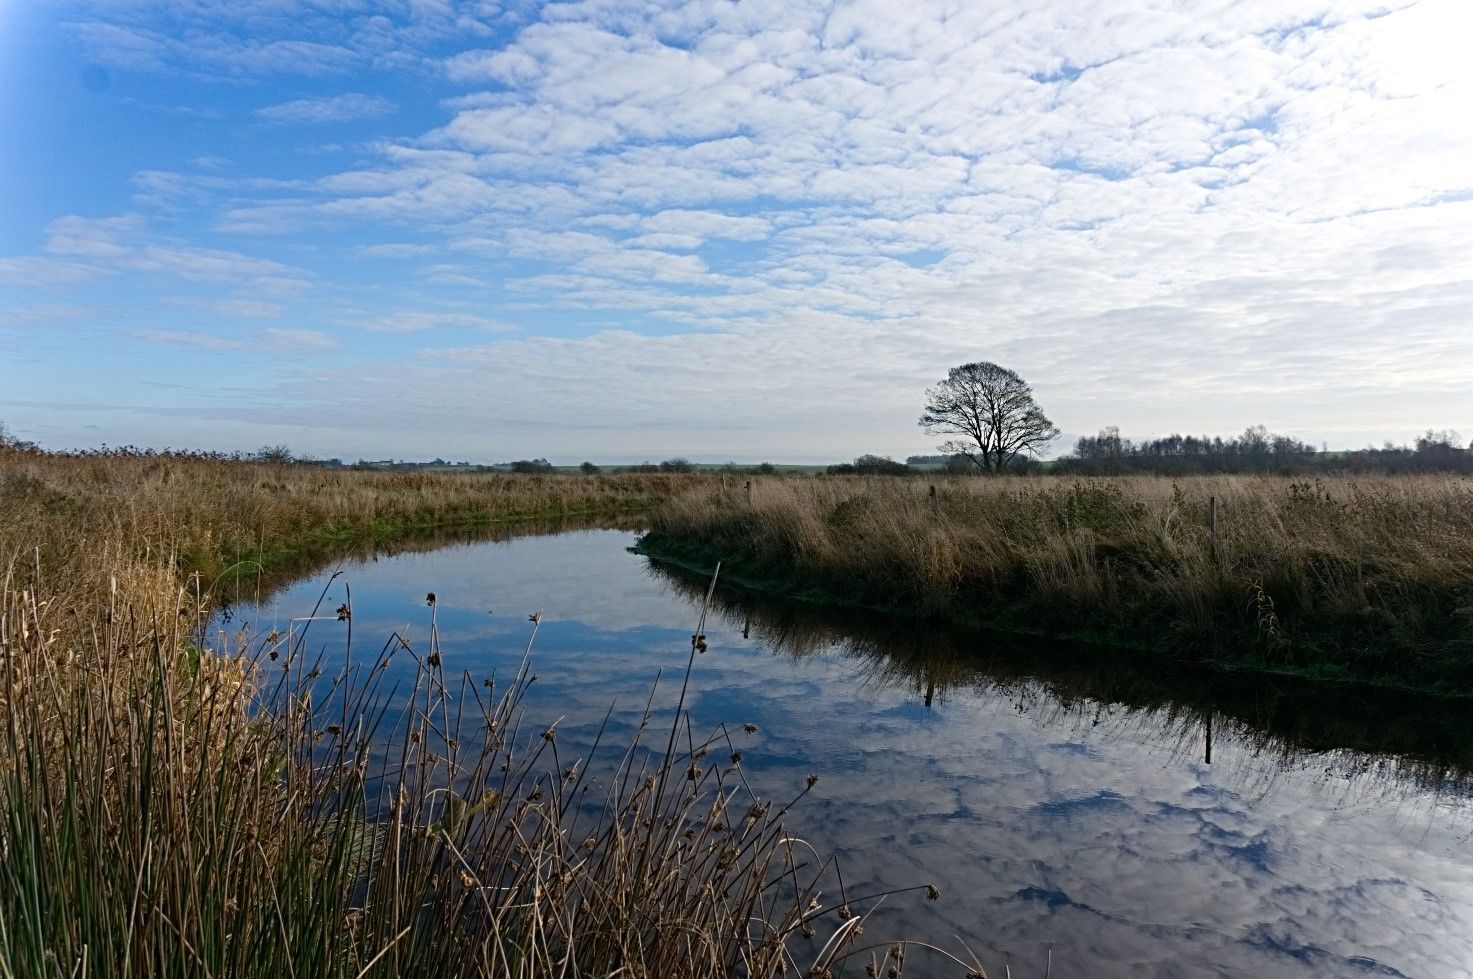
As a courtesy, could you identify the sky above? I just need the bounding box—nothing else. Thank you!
[1,0,1470,463]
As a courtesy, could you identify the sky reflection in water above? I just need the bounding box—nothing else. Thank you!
[217,529,1473,978]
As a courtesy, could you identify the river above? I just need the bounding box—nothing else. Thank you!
[215,526,1473,977]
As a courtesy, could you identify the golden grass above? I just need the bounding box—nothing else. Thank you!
[1,448,703,611]
[0,449,974,977]
[640,474,1473,693]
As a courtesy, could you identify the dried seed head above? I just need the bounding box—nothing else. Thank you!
[927,884,941,901]
[806,773,819,789]
[744,723,758,734]
[426,592,437,607]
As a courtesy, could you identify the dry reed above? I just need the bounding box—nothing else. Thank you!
[0,447,981,977]
[641,475,1473,693]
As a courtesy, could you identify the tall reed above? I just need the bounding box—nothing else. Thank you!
[0,445,704,600]
[0,557,954,978]
[0,448,973,976]
[640,475,1473,693]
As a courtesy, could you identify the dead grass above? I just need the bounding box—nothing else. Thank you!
[640,474,1473,693]
[0,448,978,977]
[1,447,703,614]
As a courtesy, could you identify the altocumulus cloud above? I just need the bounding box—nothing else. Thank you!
[256,93,396,123]
[4,0,1471,458]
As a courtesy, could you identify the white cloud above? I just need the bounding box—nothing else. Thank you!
[358,311,515,333]
[129,327,338,354]
[129,329,247,352]
[256,93,395,123]
[4,214,313,293]
[260,327,338,350]
[27,0,1473,455]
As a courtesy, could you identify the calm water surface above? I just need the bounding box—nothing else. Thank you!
[217,528,1473,978]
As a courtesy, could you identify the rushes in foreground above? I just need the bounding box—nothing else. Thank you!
[0,561,948,979]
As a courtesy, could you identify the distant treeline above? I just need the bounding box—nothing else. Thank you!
[900,428,1473,476]
[7,422,1472,478]
[1055,426,1473,476]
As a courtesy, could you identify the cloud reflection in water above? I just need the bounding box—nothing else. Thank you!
[220,529,1473,978]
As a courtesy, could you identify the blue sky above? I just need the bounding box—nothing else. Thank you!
[1,0,1470,462]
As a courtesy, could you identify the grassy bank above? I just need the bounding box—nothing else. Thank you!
[0,449,949,977]
[1,448,704,600]
[637,475,1473,695]
[649,561,1473,780]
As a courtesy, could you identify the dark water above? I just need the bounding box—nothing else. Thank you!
[215,528,1473,978]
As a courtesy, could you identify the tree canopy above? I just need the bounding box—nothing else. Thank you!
[918,362,1058,473]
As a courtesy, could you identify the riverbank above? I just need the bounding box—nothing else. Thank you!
[1,448,706,605]
[0,449,927,977]
[637,475,1473,696]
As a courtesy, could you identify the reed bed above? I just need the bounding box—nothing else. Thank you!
[0,447,703,607]
[1,562,951,978]
[0,448,972,977]
[639,475,1473,693]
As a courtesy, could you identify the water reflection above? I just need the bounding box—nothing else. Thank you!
[215,529,1473,978]
[216,514,646,613]
[649,562,1473,795]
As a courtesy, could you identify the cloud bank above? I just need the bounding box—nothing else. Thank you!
[3,0,1470,458]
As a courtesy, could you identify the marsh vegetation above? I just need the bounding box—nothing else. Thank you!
[639,474,1473,694]
[0,447,954,978]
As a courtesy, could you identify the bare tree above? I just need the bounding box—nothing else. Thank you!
[919,362,1059,472]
